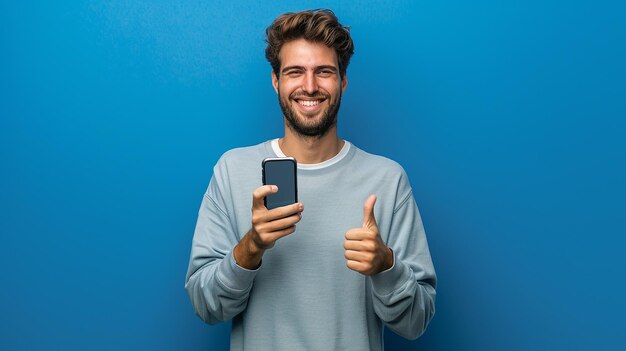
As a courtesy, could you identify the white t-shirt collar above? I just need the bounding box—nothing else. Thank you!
[271,138,351,170]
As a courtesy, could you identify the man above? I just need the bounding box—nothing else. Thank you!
[186,9,436,350]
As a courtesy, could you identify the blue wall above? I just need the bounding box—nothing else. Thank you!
[2,1,625,350]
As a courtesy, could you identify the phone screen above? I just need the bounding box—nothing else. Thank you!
[262,158,298,210]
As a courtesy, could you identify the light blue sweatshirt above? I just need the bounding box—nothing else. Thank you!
[185,140,436,350]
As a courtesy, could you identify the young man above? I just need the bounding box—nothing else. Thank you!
[185,9,436,350]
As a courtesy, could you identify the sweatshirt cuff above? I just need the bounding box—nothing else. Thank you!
[370,255,411,296]
[215,250,260,293]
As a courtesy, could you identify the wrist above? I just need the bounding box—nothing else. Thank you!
[384,247,394,271]
[246,233,266,257]
[234,230,265,270]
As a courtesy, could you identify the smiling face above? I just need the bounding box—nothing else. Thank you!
[272,38,348,138]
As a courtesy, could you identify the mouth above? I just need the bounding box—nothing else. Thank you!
[292,95,328,113]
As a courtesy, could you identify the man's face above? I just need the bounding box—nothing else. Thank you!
[272,38,348,138]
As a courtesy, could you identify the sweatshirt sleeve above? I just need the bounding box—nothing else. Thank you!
[369,179,437,340]
[185,166,259,325]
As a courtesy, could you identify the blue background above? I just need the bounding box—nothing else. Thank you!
[2,1,625,350]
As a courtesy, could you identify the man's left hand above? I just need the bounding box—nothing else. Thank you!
[344,195,394,276]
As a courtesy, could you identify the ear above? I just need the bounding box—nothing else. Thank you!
[341,74,348,93]
[271,70,279,94]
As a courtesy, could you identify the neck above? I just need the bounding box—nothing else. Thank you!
[279,126,344,164]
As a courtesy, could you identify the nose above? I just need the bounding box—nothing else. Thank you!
[302,72,318,94]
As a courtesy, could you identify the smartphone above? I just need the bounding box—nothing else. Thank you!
[262,157,298,210]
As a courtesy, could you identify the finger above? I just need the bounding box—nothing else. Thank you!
[344,239,375,252]
[266,202,304,221]
[344,228,373,241]
[260,213,301,233]
[252,185,278,209]
[266,225,297,242]
[362,194,378,229]
[344,250,373,262]
[346,260,369,274]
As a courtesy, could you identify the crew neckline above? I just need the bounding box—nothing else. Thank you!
[270,138,352,170]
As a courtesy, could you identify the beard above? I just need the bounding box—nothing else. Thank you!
[278,89,342,138]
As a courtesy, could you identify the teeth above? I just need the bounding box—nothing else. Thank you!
[298,100,320,107]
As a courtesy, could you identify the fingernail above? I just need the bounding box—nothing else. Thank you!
[272,185,278,191]
[298,203,304,210]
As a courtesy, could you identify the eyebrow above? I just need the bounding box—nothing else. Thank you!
[281,65,338,74]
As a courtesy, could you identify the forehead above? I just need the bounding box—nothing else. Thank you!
[279,38,338,69]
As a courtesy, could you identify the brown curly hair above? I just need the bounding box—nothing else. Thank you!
[265,9,354,80]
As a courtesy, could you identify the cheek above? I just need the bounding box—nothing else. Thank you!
[281,90,294,102]
[327,85,343,100]
[280,85,297,99]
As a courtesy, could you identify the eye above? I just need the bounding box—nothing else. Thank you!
[317,70,334,77]
[285,70,303,77]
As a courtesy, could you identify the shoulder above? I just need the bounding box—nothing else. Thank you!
[218,141,269,164]
[213,140,271,170]
[351,145,408,178]
[349,144,414,204]
[209,140,272,182]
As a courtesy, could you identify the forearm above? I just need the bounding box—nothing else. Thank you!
[370,259,436,340]
[369,188,437,339]
[185,250,258,324]
[185,189,260,324]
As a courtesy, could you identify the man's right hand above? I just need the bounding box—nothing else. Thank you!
[233,185,303,269]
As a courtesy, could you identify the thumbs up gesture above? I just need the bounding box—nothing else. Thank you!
[344,195,394,276]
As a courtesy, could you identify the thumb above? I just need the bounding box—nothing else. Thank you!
[362,194,378,229]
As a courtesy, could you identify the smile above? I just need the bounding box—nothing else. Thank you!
[293,96,328,110]
[297,100,322,107]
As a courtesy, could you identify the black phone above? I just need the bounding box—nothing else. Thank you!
[262,157,298,210]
